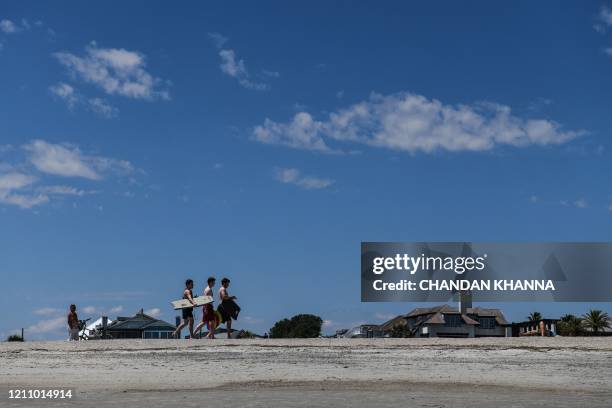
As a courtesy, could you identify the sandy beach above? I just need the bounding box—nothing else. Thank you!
[1,337,611,407]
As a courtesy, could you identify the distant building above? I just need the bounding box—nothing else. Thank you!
[78,317,114,339]
[339,324,382,338]
[376,292,512,338]
[105,309,175,339]
[379,304,511,338]
[511,319,559,337]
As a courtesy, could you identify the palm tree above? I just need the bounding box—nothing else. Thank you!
[527,312,542,322]
[557,314,583,336]
[582,310,610,336]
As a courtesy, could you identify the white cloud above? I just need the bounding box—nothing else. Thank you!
[23,139,133,180]
[49,82,79,110]
[0,19,19,33]
[36,185,97,196]
[208,32,228,49]
[322,319,334,327]
[87,97,118,118]
[574,198,588,208]
[24,140,101,180]
[49,83,118,118]
[262,70,280,78]
[33,307,61,316]
[254,112,330,152]
[110,305,123,313]
[0,172,35,190]
[0,172,48,209]
[608,204,612,212]
[145,307,161,317]
[254,92,583,154]
[82,306,96,314]
[599,5,612,26]
[54,42,169,100]
[219,49,246,77]
[218,49,268,90]
[0,140,136,209]
[26,317,66,334]
[274,167,334,190]
[604,48,612,57]
[210,33,271,91]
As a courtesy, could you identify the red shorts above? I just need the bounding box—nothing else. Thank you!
[203,304,215,321]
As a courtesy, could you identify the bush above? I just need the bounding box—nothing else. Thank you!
[7,334,24,342]
[557,314,584,336]
[390,324,413,338]
[238,330,257,339]
[269,314,323,338]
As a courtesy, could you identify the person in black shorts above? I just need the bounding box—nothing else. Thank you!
[173,279,196,339]
[218,277,239,338]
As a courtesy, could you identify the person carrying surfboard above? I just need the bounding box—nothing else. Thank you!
[194,276,217,339]
[218,277,240,339]
[173,279,197,339]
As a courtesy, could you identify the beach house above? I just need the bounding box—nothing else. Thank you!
[104,309,176,339]
[378,292,512,338]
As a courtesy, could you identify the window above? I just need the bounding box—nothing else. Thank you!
[479,317,496,329]
[444,314,462,327]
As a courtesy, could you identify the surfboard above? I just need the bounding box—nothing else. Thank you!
[171,295,213,310]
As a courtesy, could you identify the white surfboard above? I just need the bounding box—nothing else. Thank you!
[171,295,213,310]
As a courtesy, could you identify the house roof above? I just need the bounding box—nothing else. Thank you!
[378,315,409,331]
[423,312,446,325]
[467,307,510,326]
[461,314,480,325]
[379,304,510,329]
[108,311,175,331]
[406,305,456,317]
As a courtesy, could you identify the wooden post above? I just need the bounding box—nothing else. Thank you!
[102,316,108,339]
[21,328,24,341]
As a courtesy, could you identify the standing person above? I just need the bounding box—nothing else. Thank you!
[67,304,79,341]
[218,277,239,339]
[173,279,196,339]
[194,277,216,339]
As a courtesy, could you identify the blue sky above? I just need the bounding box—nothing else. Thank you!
[1,1,612,340]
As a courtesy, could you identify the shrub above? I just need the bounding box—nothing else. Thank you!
[7,334,24,342]
[557,314,583,336]
[390,324,413,338]
[269,314,323,338]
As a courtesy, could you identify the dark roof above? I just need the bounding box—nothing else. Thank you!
[108,311,175,331]
[379,304,510,330]
[378,315,409,331]
[461,314,480,325]
[406,305,456,317]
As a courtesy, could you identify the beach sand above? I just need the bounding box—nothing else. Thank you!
[1,337,611,407]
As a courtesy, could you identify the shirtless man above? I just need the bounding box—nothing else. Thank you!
[67,304,79,341]
[194,276,216,339]
[218,277,237,339]
[173,279,197,339]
